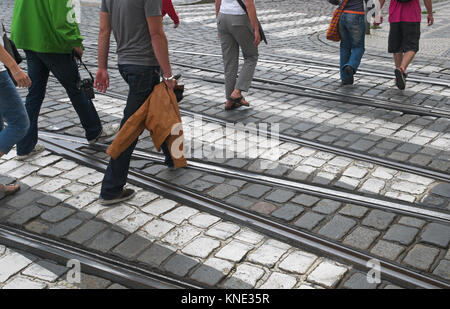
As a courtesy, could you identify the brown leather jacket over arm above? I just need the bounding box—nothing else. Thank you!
[106,82,187,169]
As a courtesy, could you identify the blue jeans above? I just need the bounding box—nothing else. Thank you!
[16,51,102,156]
[101,64,170,199]
[339,13,366,82]
[0,71,30,154]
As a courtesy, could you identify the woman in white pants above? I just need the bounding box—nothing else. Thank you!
[215,0,260,110]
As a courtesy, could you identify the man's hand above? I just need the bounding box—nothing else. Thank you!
[95,68,109,93]
[254,30,261,47]
[427,13,434,26]
[73,46,84,59]
[12,69,31,88]
[163,78,176,90]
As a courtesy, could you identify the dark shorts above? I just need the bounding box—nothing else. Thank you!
[388,22,421,53]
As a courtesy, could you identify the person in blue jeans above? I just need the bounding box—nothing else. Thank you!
[95,0,177,205]
[0,25,31,196]
[11,0,116,160]
[337,0,367,85]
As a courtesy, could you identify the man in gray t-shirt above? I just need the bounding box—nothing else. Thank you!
[95,0,177,205]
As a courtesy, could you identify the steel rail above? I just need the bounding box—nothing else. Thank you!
[0,224,202,289]
[97,90,450,183]
[37,134,450,289]
[40,132,450,224]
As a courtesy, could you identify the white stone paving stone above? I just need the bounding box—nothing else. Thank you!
[247,243,289,268]
[65,192,99,209]
[22,260,67,282]
[259,272,297,289]
[141,199,178,216]
[116,211,154,233]
[2,276,47,289]
[0,251,36,283]
[343,166,368,179]
[372,167,396,180]
[206,222,241,240]
[99,205,135,224]
[279,251,318,275]
[390,181,427,195]
[161,206,199,224]
[223,264,265,289]
[215,240,253,262]
[234,229,265,245]
[189,213,221,228]
[307,261,348,288]
[162,224,201,247]
[182,237,221,258]
[142,219,175,239]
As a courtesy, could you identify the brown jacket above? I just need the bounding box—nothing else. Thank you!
[107,83,187,168]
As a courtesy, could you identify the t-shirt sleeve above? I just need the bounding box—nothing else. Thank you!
[144,0,163,18]
[101,0,109,13]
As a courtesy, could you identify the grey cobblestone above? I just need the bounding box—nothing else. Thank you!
[46,218,83,237]
[362,210,396,230]
[343,272,378,289]
[264,189,295,203]
[343,227,380,250]
[271,204,304,221]
[420,223,450,248]
[87,229,125,252]
[40,206,75,223]
[137,243,175,267]
[294,212,325,230]
[66,221,107,244]
[318,215,356,240]
[190,257,234,286]
[370,240,405,261]
[7,205,43,225]
[383,224,419,246]
[312,199,341,215]
[433,260,450,280]
[339,204,368,218]
[403,244,440,271]
[163,254,199,277]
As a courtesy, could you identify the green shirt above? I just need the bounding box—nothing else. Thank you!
[11,0,84,54]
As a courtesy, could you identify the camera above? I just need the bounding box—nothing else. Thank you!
[78,78,95,100]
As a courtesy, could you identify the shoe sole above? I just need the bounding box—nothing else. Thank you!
[98,190,136,206]
[395,69,406,90]
[17,146,45,160]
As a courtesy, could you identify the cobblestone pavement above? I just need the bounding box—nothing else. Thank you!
[0,244,127,289]
[0,0,449,289]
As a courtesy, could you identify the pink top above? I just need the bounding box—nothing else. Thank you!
[389,0,421,23]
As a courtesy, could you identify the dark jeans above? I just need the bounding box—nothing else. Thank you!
[338,13,366,82]
[101,64,170,199]
[16,50,102,156]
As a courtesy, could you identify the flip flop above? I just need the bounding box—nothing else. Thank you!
[0,183,20,199]
[395,68,406,90]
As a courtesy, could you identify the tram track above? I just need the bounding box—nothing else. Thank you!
[34,131,450,289]
[0,224,202,289]
[40,131,450,224]
[98,90,450,183]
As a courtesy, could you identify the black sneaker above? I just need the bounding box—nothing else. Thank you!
[99,188,136,206]
[395,68,406,90]
[343,65,354,85]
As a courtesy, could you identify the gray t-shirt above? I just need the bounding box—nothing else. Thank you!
[101,0,162,66]
[0,25,6,72]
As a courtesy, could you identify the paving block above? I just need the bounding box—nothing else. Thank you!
[0,251,37,283]
[307,261,348,288]
[79,273,111,289]
[142,219,175,239]
[432,260,450,280]
[163,225,201,247]
[250,202,277,215]
[362,210,396,230]
[260,272,297,289]
[370,240,405,261]
[190,258,234,286]
[7,205,44,225]
[241,184,272,198]
[189,213,221,228]
[215,240,253,262]
[137,243,175,266]
[40,206,76,223]
[403,244,440,271]
[247,243,288,268]
[66,221,107,244]
[141,199,178,216]
[163,254,199,277]
[291,194,320,207]
[207,184,238,199]
[420,223,450,248]
[182,237,221,258]
[343,272,378,289]
[318,215,356,240]
[223,264,265,289]
[343,227,380,250]
[339,204,368,218]
[206,222,240,240]
[87,229,125,253]
[234,230,264,245]
[46,218,83,237]
[294,212,325,230]
[264,189,296,203]
[99,205,135,224]
[383,224,419,245]
[398,217,426,228]
[112,234,153,259]
[22,260,67,282]
[279,250,317,274]
[161,206,199,224]
[271,204,304,221]
[2,276,47,289]
[312,199,342,215]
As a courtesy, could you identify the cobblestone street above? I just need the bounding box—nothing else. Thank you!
[0,0,449,290]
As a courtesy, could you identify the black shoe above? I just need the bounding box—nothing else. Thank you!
[395,68,406,90]
[99,188,136,206]
[343,65,354,84]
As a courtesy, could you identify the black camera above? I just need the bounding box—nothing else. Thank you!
[78,78,95,100]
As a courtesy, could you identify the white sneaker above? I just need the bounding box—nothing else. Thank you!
[88,123,120,145]
[17,144,45,160]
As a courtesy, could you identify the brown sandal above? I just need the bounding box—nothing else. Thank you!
[0,183,20,199]
[225,96,243,110]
